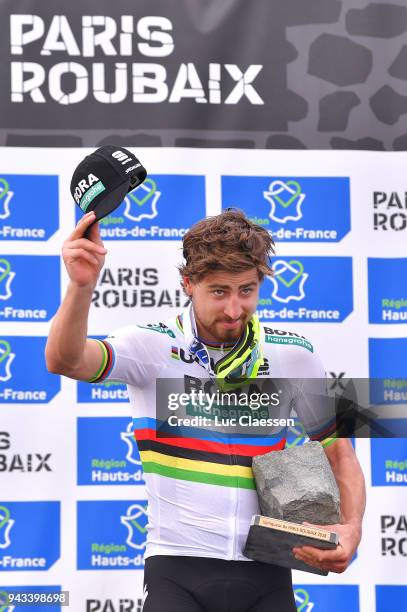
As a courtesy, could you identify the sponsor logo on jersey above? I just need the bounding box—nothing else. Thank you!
[294,585,359,611]
[380,514,407,558]
[77,501,147,569]
[0,256,59,322]
[0,175,59,241]
[376,586,407,611]
[369,338,407,405]
[257,257,353,323]
[0,337,60,404]
[368,258,407,323]
[76,175,206,241]
[264,328,313,352]
[77,418,144,485]
[222,176,350,242]
[371,423,407,486]
[0,502,60,571]
[373,191,407,232]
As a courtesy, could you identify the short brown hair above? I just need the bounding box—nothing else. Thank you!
[179,209,275,283]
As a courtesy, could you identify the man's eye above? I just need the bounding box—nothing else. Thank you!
[242,288,253,295]
[213,290,224,296]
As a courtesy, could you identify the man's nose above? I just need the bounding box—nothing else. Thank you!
[224,296,243,320]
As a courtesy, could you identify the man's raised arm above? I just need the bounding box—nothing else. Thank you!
[45,211,108,382]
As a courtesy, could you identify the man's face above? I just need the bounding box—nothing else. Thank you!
[183,268,260,343]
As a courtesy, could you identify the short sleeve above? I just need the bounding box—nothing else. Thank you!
[88,325,165,387]
[284,347,338,447]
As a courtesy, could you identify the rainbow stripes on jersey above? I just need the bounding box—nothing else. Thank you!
[132,417,286,490]
[87,339,115,383]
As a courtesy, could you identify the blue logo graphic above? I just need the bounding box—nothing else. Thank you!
[0,337,60,404]
[376,586,407,611]
[77,418,144,485]
[371,420,407,486]
[77,501,147,569]
[294,585,359,611]
[0,502,60,571]
[75,175,206,241]
[257,257,353,322]
[369,338,407,404]
[0,175,59,241]
[222,176,350,242]
[0,256,59,322]
[368,258,407,324]
[0,586,61,611]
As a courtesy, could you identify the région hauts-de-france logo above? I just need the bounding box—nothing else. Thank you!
[0,260,15,302]
[268,260,308,303]
[263,180,305,223]
[0,175,59,241]
[222,176,350,242]
[257,257,353,323]
[0,507,14,551]
[0,179,13,221]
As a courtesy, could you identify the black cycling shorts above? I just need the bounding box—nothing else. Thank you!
[142,555,297,612]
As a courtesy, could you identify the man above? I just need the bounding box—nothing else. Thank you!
[46,209,365,612]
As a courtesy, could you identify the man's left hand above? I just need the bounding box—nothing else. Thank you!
[292,522,361,574]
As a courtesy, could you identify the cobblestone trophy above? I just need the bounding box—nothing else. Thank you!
[243,441,340,575]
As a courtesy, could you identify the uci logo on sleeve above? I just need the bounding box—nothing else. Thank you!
[77,418,144,486]
[257,257,353,323]
[0,256,59,322]
[221,176,350,242]
[0,502,60,571]
[0,175,59,241]
[369,338,407,405]
[0,337,60,404]
[294,585,359,611]
[75,175,206,241]
[77,501,148,570]
[368,258,407,324]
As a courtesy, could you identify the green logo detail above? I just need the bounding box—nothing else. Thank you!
[294,588,311,611]
[0,178,10,201]
[273,181,301,208]
[0,340,11,363]
[130,518,147,535]
[0,505,10,529]
[79,181,106,212]
[0,259,11,283]
[0,590,10,610]
[285,422,308,448]
[129,178,156,207]
[275,260,304,288]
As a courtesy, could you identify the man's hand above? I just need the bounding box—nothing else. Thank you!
[62,211,107,288]
[292,521,361,574]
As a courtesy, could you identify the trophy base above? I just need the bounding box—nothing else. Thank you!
[243,515,339,576]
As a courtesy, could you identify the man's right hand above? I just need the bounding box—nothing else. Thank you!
[62,211,107,288]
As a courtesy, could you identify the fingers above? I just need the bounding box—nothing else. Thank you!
[87,218,104,245]
[65,248,99,267]
[65,238,106,256]
[293,544,348,574]
[69,211,97,241]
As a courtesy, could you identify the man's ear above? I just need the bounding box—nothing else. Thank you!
[183,276,192,297]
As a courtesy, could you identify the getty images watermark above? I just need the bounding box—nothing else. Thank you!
[165,389,294,429]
